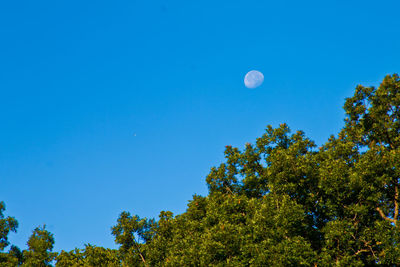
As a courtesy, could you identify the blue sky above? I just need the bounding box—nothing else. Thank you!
[1,0,399,252]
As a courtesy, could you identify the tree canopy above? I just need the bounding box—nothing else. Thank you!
[1,74,400,266]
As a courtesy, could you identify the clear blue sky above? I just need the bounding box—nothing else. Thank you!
[1,0,399,252]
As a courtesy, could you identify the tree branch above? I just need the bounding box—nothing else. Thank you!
[354,249,368,256]
[376,207,396,226]
[384,131,395,150]
[361,239,378,259]
[225,185,234,195]
[134,237,148,266]
[394,185,399,222]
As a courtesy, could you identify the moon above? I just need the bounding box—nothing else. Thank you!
[244,70,264,89]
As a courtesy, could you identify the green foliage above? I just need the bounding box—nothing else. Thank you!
[22,225,57,266]
[2,74,400,266]
[0,202,18,251]
[110,74,400,265]
[0,202,20,266]
[111,212,156,266]
[56,245,120,267]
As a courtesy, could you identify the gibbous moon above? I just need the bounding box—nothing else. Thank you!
[244,70,264,89]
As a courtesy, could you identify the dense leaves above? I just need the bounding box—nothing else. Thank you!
[22,226,57,266]
[56,245,120,267]
[0,202,19,266]
[1,74,400,265]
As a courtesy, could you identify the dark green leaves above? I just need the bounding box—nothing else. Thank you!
[0,201,18,252]
[22,225,57,266]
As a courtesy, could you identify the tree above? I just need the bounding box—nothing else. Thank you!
[22,225,57,266]
[111,212,156,266]
[56,244,120,267]
[0,202,18,252]
[3,74,400,265]
[109,74,400,265]
[0,201,20,266]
